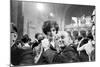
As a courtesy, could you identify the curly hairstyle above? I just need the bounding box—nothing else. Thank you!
[42,20,59,35]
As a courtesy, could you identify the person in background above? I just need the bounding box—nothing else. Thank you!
[11,23,21,66]
[31,33,45,64]
[19,34,35,66]
[77,30,95,62]
[90,9,95,42]
[10,23,18,47]
[21,34,31,49]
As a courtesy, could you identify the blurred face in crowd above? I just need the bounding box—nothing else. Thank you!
[37,34,45,42]
[47,27,57,37]
[11,32,18,46]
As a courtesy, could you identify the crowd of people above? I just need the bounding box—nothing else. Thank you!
[11,10,95,66]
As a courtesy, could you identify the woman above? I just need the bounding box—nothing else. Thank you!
[41,20,59,64]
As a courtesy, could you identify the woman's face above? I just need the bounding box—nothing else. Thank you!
[47,27,56,37]
[51,27,56,36]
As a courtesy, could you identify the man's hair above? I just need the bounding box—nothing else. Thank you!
[35,33,45,41]
[21,34,31,43]
[42,20,59,35]
[35,33,40,39]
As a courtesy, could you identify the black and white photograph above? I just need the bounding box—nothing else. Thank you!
[10,0,96,66]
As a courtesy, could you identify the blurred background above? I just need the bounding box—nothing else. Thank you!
[10,0,95,41]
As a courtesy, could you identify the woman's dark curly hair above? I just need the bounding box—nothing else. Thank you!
[42,20,59,35]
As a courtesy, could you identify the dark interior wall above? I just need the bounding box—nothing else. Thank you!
[10,0,18,25]
[65,5,95,25]
[11,0,24,40]
[17,1,24,39]
[23,2,71,40]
